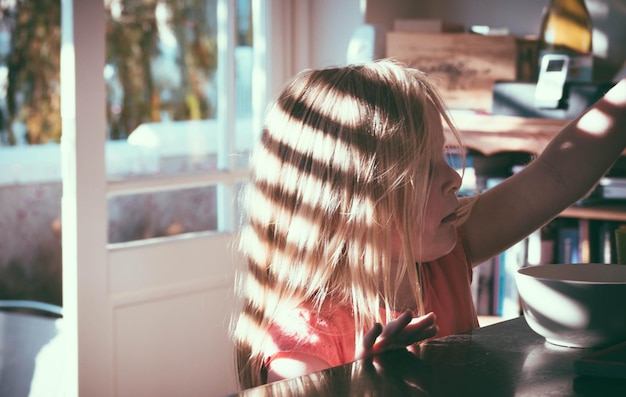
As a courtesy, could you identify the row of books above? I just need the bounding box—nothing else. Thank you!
[450,149,626,318]
[545,218,625,265]
[471,230,537,319]
[471,218,626,319]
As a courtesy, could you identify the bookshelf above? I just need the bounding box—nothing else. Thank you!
[446,114,567,156]
[560,206,626,222]
[447,114,626,321]
[446,114,626,222]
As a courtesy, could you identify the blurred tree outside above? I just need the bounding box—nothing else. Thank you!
[0,0,252,307]
[0,0,222,146]
[105,0,219,140]
[1,0,61,145]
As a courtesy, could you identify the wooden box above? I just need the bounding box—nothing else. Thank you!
[386,32,518,111]
[393,19,465,33]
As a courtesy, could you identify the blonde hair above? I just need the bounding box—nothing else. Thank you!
[233,59,466,388]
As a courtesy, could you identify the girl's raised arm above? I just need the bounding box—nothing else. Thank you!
[462,78,626,266]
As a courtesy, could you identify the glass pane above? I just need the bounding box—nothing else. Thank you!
[0,1,63,306]
[104,0,253,243]
[0,1,256,296]
[105,0,218,177]
[108,185,218,244]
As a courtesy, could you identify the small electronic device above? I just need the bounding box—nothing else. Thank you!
[574,341,626,380]
[346,24,386,64]
[535,54,570,109]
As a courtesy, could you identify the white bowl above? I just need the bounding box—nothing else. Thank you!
[515,264,626,348]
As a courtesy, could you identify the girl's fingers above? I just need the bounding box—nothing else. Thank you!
[380,310,413,338]
[356,322,383,360]
[405,312,436,333]
[403,313,438,344]
[412,322,438,342]
[361,311,439,359]
[374,312,438,350]
[382,311,436,340]
[363,322,383,349]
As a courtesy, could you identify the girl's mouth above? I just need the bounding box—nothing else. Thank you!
[441,212,458,223]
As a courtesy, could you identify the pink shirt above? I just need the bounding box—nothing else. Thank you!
[263,233,479,369]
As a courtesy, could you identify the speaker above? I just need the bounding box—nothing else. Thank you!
[346,24,387,65]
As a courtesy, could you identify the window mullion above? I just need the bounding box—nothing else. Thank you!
[216,0,237,232]
[217,0,237,171]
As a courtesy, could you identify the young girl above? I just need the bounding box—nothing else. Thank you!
[232,59,626,388]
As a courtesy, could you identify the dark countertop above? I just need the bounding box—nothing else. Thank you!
[230,317,626,396]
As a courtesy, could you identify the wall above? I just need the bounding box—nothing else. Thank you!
[419,0,546,36]
[307,0,420,69]
[364,0,428,30]
[308,0,363,68]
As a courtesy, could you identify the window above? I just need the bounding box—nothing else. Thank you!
[105,0,254,244]
[0,0,63,306]
[0,0,259,307]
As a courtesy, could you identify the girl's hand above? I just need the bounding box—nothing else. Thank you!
[356,311,438,360]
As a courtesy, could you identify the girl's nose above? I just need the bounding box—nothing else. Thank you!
[445,165,462,194]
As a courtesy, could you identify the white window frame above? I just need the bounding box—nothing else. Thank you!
[59,0,308,394]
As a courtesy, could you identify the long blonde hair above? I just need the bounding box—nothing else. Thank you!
[232,59,465,388]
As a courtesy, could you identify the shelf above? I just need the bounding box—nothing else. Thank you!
[446,114,626,223]
[560,205,626,222]
[445,114,569,156]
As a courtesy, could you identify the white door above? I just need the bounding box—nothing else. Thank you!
[60,0,274,396]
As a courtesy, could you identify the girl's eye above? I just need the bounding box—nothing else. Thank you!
[444,146,465,168]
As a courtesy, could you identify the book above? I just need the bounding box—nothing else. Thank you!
[491,255,501,316]
[579,219,590,263]
[472,258,496,315]
[557,224,580,263]
[498,237,527,319]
